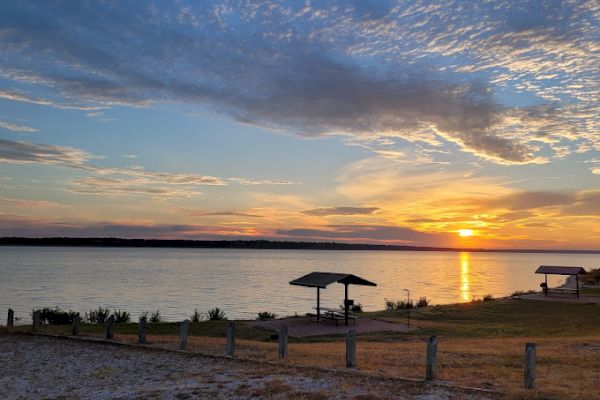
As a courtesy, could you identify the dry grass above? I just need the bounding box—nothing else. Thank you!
[88,332,600,399]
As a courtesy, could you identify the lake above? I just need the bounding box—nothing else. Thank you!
[1,246,599,323]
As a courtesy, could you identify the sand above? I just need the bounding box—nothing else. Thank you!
[0,334,496,399]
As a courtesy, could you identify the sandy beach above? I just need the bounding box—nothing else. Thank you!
[0,334,495,399]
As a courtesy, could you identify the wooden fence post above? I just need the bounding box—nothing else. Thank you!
[71,314,80,336]
[106,315,114,339]
[346,329,357,368]
[32,310,41,332]
[179,319,190,350]
[426,336,438,381]
[279,326,288,358]
[138,316,147,344]
[525,343,536,389]
[226,322,235,356]
[7,308,14,327]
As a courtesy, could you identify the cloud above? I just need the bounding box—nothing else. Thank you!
[0,2,596,164]
[184,210,264,218]
[0,120,37,133]
[277,224,455,246]
[228,177,296,185]
[302,206,380,216]
[0,139,94,169]
[0,215,263,239]
[0,197,64,209]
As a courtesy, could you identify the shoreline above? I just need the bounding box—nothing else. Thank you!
[2,238,600,254]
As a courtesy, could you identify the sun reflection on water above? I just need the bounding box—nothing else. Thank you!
[460,252,471,302]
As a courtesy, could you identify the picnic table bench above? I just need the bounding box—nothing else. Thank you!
[307,307,357,326]
[544,286,580,297]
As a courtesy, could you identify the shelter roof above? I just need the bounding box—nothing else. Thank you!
[289,272,377,288]
[535,265,587,275]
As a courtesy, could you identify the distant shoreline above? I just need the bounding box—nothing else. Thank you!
[1,237,599,255]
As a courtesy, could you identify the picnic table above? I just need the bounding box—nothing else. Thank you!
[307,307,357,326]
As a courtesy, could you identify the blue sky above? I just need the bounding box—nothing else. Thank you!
[0,1,599,249]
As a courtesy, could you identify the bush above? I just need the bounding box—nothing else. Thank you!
[113,309,130,323]
[33,307,79,325]
[149,310,161,323]
[207,307,227,320]
[483,294,494,301]
[384,298,415,310]
[257,311,276,320]
[86,307,110,324]
[190,308,204,322]
[384,298,396,310]
[416,297,430,308]
[582,268,600,285]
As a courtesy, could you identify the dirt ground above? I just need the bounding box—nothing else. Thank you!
[253,316,411,337]
[0,334,496,399]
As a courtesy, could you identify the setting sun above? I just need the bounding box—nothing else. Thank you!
[458,229,474,237]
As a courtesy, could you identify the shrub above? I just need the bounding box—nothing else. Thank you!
[207,307,227,320]
[384,298,415,310]
[33,307,79,325]
[257,311,277,320]
[113,309,130,323]
[149,310,161,323]
[582,268,600,285]
[86,307,110,324]
[190,308,204,322]
[384,298,396,310]
[483,294,494,301]
[416,297,430,308]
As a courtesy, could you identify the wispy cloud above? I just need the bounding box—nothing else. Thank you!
[0,120,37,133]
[302,206,380,216]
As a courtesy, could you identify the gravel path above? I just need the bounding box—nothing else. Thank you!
[0,334,497,399]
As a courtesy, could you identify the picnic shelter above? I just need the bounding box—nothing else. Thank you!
[289,272,377,326]
[535,265,586,298]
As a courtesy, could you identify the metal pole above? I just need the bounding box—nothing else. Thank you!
[317,287,320,322]
[576,274,579,298]
[404,288,410,328]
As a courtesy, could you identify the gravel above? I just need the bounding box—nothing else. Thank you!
[0,334,497,399]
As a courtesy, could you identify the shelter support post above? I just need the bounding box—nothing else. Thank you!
[576,274,579,298]
[316,287,320,322]
[344,283,349,326]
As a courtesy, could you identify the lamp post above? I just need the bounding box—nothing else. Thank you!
[404,288,410,328]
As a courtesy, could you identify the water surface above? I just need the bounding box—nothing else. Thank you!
[1,246,598,323]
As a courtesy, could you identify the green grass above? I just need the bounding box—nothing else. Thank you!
[5,298,600,342]
[365,298,600,338]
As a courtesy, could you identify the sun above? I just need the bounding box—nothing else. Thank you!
[458,229,474,237]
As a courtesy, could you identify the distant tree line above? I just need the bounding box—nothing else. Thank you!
[1,237,598,254]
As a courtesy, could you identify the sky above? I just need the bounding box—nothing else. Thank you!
[0,0,599,249]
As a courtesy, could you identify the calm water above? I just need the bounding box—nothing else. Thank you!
[1,246,599,323]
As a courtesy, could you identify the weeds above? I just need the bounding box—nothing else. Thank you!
[510,290,537,297]
[416,297,430,307]
[190,308,205,322]
[257,311,277,320]
[32,307,79,325]
[149,310,162,323]
[113,309,131,323]
[85,307,110,324]
[483,294,494,301]
[207,307,227,320]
